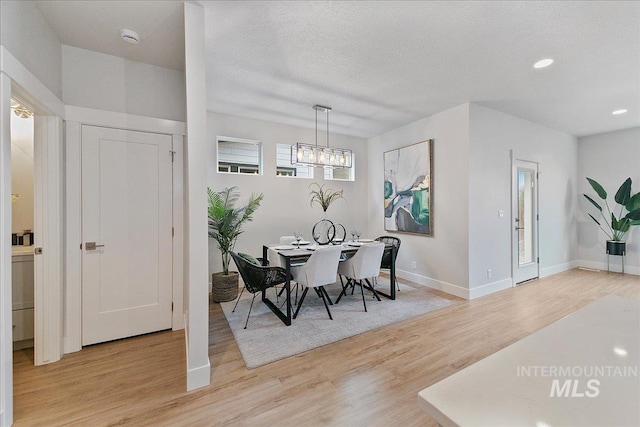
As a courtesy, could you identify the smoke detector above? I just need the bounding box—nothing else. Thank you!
[120,29,140,44]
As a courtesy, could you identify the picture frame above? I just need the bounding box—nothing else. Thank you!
[383,139,433,236]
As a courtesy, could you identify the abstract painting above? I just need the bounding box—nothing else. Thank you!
[384,140,433,235]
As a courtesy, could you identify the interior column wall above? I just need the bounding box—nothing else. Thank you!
[184,1,211,391]
[0,71,14,427]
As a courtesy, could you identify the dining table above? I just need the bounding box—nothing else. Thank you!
[261,241,397,326]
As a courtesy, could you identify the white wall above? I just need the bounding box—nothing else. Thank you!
[0,0,62,99]
[207,112,368,275]
[468,104,578,295]
[1,71,14,427]
[578,127,640,274]
[10,114,34,233]
[367,104,470,297]
[184,1,210,391]
[62,45,185,121]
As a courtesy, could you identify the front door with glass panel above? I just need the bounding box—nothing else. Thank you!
[512,159,539,284]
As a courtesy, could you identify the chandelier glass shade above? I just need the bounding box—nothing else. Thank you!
[291,105,353,169]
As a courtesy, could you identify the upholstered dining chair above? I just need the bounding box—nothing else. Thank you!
[291,245,343,320]
[375,235,401,291]
[336,242,385,312]
[230,252,289,329]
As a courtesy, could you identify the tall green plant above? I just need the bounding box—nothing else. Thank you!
[208,187,263,275]
[583,177,640,241]
[309,182,344,212]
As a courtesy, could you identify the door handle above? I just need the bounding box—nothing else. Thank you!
[515,227,524,230]
[85,242,105,250]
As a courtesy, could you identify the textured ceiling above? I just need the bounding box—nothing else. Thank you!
[203,1,640,139]
[33,1,639,139]
[34,0,184,71]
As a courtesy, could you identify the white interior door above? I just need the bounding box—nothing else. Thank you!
[33,115,64,365]
[512,159,539,284]
[81,125,173,346]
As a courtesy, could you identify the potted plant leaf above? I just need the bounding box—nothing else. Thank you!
[309,182,344,213]
[208,186,263,302]
[583,177,640,256]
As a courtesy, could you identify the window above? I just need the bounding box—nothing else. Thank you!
[276,144,313,178]
[324,153,355,181]
[217,137,262,175]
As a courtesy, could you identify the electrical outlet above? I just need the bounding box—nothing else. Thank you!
[487,269,492,279]
[412,261,417,270]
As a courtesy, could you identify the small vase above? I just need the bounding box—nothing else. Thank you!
[606,240,626,256]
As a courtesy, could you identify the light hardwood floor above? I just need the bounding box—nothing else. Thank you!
[12,269,640,426]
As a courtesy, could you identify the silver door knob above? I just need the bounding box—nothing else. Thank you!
[85,242,105,250]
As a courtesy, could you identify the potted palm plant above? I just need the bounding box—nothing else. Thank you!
[208,186,263,302]
[583,177,640,256]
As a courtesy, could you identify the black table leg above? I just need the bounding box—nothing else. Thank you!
[260,246,292,326]
[372,245,397,300]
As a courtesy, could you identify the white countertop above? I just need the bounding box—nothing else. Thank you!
[12,246,34,256]
[418,294,640,427]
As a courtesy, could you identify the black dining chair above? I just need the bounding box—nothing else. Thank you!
[375,236,401,292]
[230,252,289,329]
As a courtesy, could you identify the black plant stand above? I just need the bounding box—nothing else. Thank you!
[606,241,626,274]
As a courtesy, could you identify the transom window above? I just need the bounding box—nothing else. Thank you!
[217,137,262,175]
[324,153,355,181]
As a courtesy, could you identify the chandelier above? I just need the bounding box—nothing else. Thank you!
[291,105,353,169]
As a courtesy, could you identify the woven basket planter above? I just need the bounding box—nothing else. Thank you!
[211,271,239,302]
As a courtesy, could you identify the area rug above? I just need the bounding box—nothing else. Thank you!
[220,277,455,369]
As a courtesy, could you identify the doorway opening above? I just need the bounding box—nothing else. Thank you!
[10,97,35,354]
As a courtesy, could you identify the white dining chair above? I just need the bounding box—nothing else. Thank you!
[336,242,385,312]
[291,245,343,320]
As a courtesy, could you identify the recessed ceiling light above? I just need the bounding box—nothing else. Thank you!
[533,58,554,69]
[120,29,140,44]
[614,347,627,357]
[612,109,628,115]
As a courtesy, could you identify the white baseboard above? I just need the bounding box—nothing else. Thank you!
[397,271,520,300]
[397,269,469,299]
[468,278,513,299]
[578,260,640,276]
[183,313,211,391]
[540,260,580,278]
[187,361,211,391]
